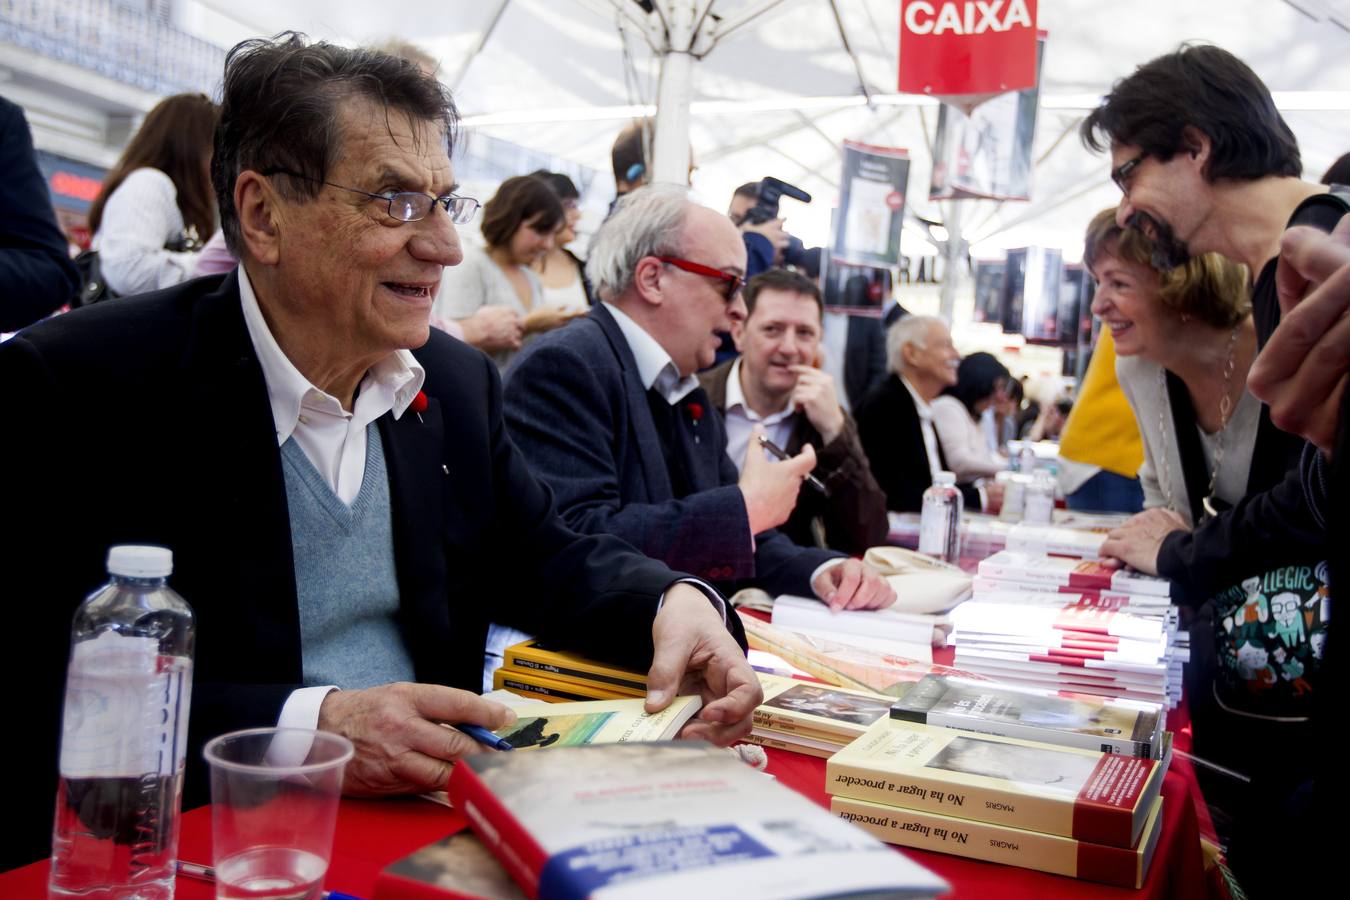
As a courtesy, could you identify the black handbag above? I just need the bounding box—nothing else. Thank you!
[69,249,117,308]
[69,226,204,309]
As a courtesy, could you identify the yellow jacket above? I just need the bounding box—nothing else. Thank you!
[1058,331,1144,478]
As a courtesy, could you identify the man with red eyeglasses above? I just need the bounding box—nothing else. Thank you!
[503,184,895,614]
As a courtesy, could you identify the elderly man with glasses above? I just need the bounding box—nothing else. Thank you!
[0,36,761,870]
[502,185,895,615]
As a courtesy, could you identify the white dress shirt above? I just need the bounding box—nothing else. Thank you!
[722,358,797,474]
[602,302,700,402]
[901,375,944,483]
[238,267,425,736]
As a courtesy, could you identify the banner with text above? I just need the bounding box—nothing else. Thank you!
[899,0,1038,112]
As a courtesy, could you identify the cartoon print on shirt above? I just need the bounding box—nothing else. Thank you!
[1267,591,1306,646]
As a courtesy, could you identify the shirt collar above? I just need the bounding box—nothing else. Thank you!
[238,266,426,445]
[603,301,699,404]
[899,374,934,420]
[725,357,795,425]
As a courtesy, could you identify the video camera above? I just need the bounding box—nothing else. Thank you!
[743,176,819,276]
[742,176,812,225]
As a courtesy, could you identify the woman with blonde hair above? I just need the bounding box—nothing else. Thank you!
[1089,207,1324,806]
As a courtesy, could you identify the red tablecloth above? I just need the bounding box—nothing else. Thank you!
[0,747,1207,900]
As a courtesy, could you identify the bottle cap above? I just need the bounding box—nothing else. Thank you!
[107,545,173,578]
[934,471,957,486]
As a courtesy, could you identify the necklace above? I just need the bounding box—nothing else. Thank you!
[1155,324,1241,522]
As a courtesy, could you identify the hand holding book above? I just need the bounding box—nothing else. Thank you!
[647,584,762,744]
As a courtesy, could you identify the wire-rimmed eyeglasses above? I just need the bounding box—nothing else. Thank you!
[261,168,480,225]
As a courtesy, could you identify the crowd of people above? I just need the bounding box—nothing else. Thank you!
[0,33,1346,896]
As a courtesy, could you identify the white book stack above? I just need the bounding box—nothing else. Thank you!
[954,553,1188,708]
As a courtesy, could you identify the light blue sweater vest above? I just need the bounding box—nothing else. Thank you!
[280,426,415,689]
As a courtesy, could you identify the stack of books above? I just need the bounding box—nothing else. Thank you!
[826,719,1166,888]
[955,552,1187,707]
[769,593,942,661]
[746,673,896,758]
[492,639,645,703]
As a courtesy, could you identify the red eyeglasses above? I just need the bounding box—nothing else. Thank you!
[657,256,745,301]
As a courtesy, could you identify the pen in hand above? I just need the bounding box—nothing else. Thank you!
[757,434,828,495]
[455,723,515,751]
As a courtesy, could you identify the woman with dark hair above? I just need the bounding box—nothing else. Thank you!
[529,169,594,309]
[930,351,1011,485]
[88,92,218,296]
[433,174,578,368]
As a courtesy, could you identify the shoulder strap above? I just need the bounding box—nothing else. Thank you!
[1164,370,1210,527]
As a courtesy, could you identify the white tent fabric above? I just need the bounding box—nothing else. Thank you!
[185,0,1349,260]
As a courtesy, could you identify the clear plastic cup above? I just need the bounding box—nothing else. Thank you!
[203,728,354,900]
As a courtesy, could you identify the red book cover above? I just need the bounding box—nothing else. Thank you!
[446,761,549,898]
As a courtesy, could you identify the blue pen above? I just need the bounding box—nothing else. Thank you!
[176,861,364,900]
[456,722,515,751]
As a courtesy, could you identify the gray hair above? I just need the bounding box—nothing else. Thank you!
[585,184,691,301]
[886,314,946,374]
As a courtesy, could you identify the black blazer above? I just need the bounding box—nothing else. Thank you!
[0,273,715,867]
[854,374,943,513]
[503,303,838,595]
[0,97,80,330]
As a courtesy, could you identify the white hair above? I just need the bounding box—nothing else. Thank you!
[886,314,946,374]
[585,184,691,301]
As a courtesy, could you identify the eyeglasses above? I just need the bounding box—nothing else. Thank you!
[1110,152,1148,195]
[657,256,745,301]
[261,168,480,225]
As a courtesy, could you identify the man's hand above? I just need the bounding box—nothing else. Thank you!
[1248,219,1350,455]
[646,584,761,744]
[811,558,896,612]
[740,217,790,253]
[317,683,516,796]
[521,305,587,335]
[459,305,523,352]
[1099,507,1192,576]
[788,365,845,443]
[739,425,814,534]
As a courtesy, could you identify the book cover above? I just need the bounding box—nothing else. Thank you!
[503,640,648,695]
[826,719,1163,848]
[887,675,1162,758]
[971,581,1173,618]
[492,696,702,749]
[375,830,528,900]
[754,673,895,742]
[739,613,981,698]
[953,600,1167,643]
[1005,524,1108,560]
[493,667,634,703]
[976,552,1172,597]
[832,794,1164,889]
[449,742,949,900]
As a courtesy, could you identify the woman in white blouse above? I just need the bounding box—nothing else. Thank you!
[529,170,593,312]
[930,351,1012,486]
[88,93,218,296]
[432,175,583,369]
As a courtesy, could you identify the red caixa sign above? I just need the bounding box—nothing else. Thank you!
[898,0,1038,99]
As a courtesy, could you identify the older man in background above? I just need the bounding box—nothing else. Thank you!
[854,315,960,513]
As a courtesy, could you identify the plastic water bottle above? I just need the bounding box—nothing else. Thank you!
[1017,442,1037,475]
[1024,470,1056,525]
[996,470,1026,523]
[49,546,195,900]
[919,472,964,563]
